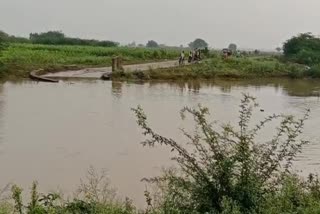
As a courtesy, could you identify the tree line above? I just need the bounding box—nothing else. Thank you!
[0,30,211,50]
[1,29,320,64]
[146,38,209,49]
[0,30,119,47]
[282,33,320,77]
[283,32,320,65]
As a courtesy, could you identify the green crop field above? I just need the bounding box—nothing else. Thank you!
[0,43,181,78]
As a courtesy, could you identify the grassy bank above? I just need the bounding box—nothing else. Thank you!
[0,43,180,79]
[112,56,308,80]
[2,176,320,214]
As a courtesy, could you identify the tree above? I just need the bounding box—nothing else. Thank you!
[276,47,282,52]
[30,31,66,45]
[189,38,208,49]
[0,30,29,44]
[228,43,237,53]
[30,31,65,40]
[127,41,136,47]
[0,31,9,42]
[284,33,320,65]
[283,33,320,65]
[146,40,159,48]
[283,33,318,56]
[29,31,119,47]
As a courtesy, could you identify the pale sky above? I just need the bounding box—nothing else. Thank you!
[0,0,319,49]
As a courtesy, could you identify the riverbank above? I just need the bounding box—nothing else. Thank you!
[0,43,180,79]
[111,56,310,80]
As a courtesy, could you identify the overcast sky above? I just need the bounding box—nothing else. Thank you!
[0,0,319,49]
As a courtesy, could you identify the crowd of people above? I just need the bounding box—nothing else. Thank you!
[179,49,202,65]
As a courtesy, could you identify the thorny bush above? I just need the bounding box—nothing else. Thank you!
[133,94,311,213]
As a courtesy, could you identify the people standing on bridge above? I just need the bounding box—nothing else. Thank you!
[179,51,185,65]
[192,49,196,62]
[197,49,201,61]
[194,48,199,61]
[188,51,193,63]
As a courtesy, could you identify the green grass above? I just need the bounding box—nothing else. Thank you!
[112,56,307,80]
[0,43,180,79]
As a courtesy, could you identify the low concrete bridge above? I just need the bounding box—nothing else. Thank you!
[41,60,179,80]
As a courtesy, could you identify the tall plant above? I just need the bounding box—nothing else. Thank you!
[133,94,310,213]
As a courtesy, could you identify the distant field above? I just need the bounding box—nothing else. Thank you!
[0,43,181,78]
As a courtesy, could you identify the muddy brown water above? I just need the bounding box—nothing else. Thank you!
[0,78,319,206]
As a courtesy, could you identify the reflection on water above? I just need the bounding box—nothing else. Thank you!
[0,78,319,207]
[118,79,320,97]
[111,81,123,98]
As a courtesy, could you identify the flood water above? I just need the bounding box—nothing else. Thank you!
[0,78,319,206]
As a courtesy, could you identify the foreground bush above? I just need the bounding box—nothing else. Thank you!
[133,94,315,213]
[1,167,136,214]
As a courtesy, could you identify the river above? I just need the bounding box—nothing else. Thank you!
[0,78,319,206]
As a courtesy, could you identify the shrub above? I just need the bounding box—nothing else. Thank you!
[133,94,310,213]
[5,168,136,214]
[283,33,320,65]
[261,175,320,213]
[306,64,320,78]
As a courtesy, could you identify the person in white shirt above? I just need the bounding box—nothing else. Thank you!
[179,51,185,65]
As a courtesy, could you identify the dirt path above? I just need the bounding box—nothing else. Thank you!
[42,60,179,79]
